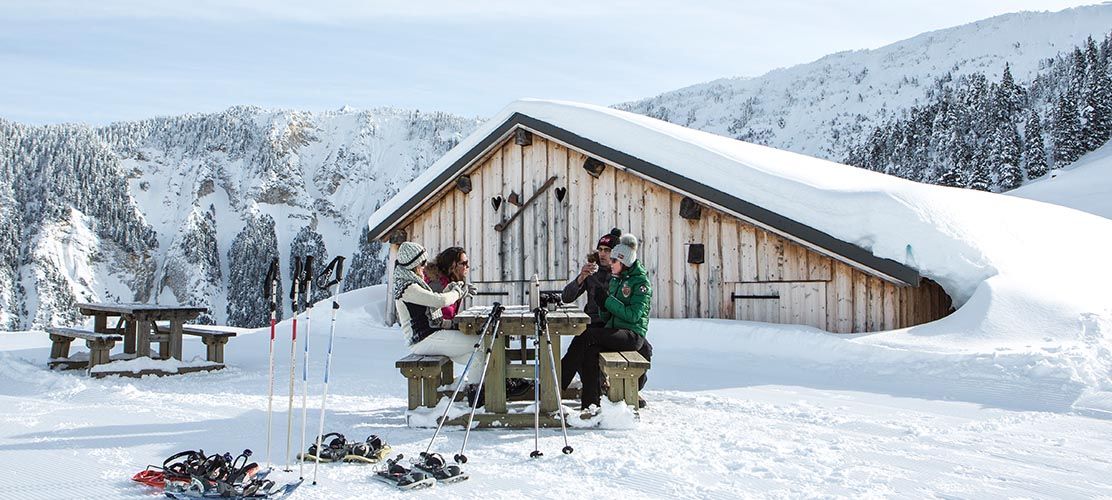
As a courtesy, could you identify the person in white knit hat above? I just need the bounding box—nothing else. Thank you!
[393,241,483,397]
[573,233,653,411]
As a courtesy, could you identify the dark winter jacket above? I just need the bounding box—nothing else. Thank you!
[562,266,612,326]
[601,260,652,337]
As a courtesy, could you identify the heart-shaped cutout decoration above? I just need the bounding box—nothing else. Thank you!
[555,187,567,202]
[491,196,503,211]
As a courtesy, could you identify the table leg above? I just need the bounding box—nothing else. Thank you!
[158,320,170,359]
[540,332,559,413]
[136,314,151,358]
[485,330,507,413]
[170,320,184,360]
[94,314,107,333]
[123,319,136,354]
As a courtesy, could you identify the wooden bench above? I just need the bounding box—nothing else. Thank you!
[155,324,237,364]
[46,327,124,370]
[396,354,454,410]
[599,351,651,409]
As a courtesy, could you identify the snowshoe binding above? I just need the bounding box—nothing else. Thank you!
[374,454,436,490]
[413,452,468,484]
[343,434,392,464]
[298,432,348,463]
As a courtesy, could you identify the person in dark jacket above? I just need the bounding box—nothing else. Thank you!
[560,228,620,391]
[561,229,653,398]
[574,233,652,410]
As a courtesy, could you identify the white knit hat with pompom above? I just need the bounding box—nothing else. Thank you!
[611,234,638,267]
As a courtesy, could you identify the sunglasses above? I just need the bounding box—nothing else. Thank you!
[456,260,470,267]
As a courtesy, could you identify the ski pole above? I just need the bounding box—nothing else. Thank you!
[422,309,499,457]
[297,255,314,479]
[284,256,302,472]
[530,307,544,459]
[263,257,280,470]
[540,307,573,455]
[455,302,506,464]
[311,256,345,486]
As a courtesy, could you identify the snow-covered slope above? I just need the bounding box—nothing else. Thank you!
[2,285,1111,498]
[1009,140,1112,219]
[618,4,1112,159]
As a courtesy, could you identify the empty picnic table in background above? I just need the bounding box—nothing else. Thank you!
[45,302,237,377]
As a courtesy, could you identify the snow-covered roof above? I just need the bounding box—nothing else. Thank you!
[369,99,924,284]
[369,99,1112,346]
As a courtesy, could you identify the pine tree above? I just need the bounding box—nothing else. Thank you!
[289,226,330,307]
[1052,88,1083,166]
[1023,113,1049,179]
[994,123,1023,191]
[226,214,282,328]
[937,165,964,188]
[1082,36,1112,150]
[344,226,388,292]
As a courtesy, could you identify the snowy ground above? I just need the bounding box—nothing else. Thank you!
[2,285,1111,499]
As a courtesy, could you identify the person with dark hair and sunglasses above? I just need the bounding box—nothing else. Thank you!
[425,246,471,320]
[393,242,483,396]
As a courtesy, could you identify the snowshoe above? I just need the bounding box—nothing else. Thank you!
[343,434,392,464]
[133,449,208,489]
[161,449,293,499]
[374,454,436,490]
[413,452,469,484]
[298,432,348,463]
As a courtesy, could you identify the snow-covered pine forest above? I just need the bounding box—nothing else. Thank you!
[0,108,480,330]
[845,33,1112,191]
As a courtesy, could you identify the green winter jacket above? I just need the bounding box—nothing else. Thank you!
[601,260,652,337]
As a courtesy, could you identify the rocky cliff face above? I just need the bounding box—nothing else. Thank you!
[0,107,480,328]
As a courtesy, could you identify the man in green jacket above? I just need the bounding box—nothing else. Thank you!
[577,233,652,410]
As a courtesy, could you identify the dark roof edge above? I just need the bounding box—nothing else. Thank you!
[371,112,920,286]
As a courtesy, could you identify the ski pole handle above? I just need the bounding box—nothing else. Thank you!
[289,256,302,300]
[303,255,314,287]
[319,256,346,289]
[264,257,279,299]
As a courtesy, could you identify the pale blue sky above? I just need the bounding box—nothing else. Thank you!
[0,0,1100,124]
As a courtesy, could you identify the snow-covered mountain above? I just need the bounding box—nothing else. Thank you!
[617,4,1112,160]
[0,107,481,329]
[5,4,1112,330]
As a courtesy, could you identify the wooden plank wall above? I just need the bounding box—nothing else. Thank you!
[390,130,953,333]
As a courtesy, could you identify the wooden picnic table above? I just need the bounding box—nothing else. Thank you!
[77,302,208,361]
[453,304,590,418]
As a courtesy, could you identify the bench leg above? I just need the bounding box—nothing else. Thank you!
[86,339,116,369]
[623,376,639,408]
[407,378,422,410]
[49,334,73,359]
[421,377,439,407]
[440,360,454,387]
[203,338,226,364]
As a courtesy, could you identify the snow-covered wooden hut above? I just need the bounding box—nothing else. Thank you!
[368,100,952,333]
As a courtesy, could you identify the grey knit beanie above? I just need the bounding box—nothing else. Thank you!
[396,242,427,270]
[611,234,638,267]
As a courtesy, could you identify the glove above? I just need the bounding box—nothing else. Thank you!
[465,283,479,298]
